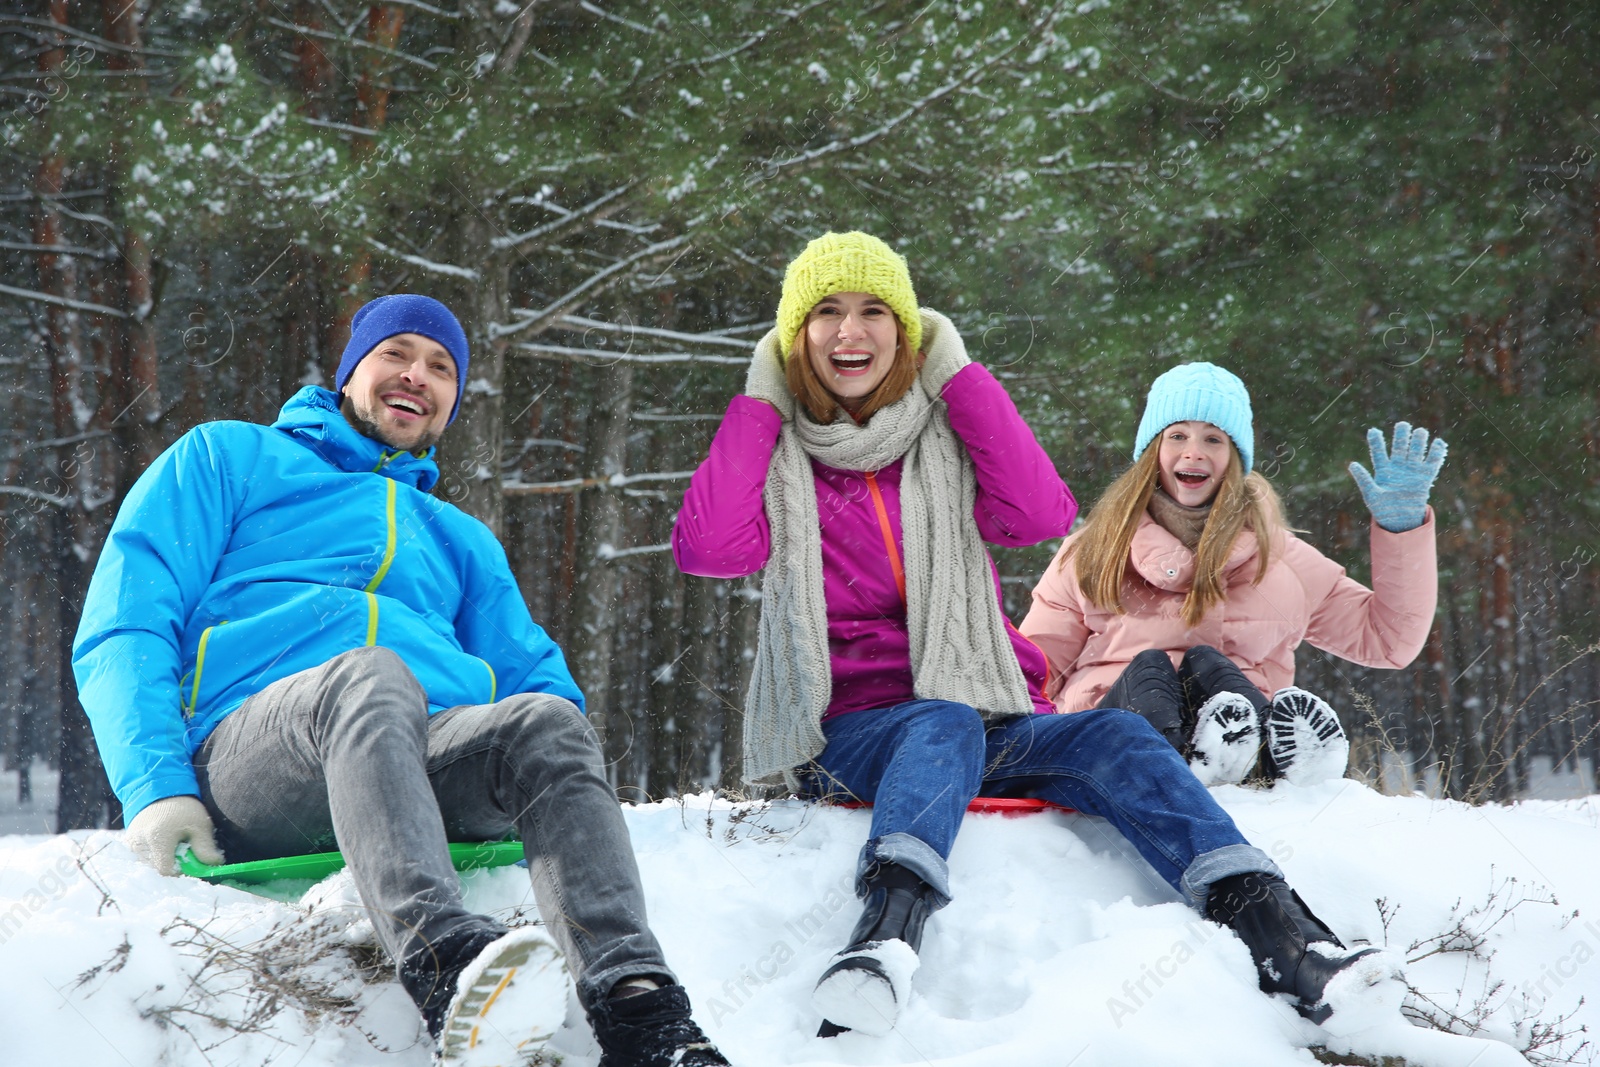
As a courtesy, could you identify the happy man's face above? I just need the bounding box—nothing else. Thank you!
[339,332,458,453]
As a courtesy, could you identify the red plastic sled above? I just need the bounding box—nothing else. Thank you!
[834,796,1073,816]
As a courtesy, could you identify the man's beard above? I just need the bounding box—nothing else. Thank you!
[344,397,443,454]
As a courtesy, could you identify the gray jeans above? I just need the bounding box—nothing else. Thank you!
[193,645,671,1008]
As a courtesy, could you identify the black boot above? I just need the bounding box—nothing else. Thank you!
[588,983,731,1067]
[400,925,570,1062]
[813,861,940,1037]
[1206,872,1387,1025]
[397,924,507,1040]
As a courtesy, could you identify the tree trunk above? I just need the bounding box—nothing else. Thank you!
[436,223,509,534]
[31,66,116,828]
[53,506,113,830]
[570,361,634,773]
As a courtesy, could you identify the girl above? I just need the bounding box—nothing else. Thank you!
[1022,362,1445,788]
[673,234,1393,1038]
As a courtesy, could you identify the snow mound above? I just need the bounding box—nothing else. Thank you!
[1316,945,1406,1036]
[1,780,1596,1066]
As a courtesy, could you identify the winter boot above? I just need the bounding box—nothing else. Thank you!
[1188,692,1260,786]
[401,925,569,1065]
[1206,871,1399,1028]
[1266,687,1349,785]
[813,861,938,1038]
[588,982,731,1067]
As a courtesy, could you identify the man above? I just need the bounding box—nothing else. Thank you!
[73,294,731,1067]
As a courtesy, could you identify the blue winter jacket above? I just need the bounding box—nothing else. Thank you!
[72,386,584,822]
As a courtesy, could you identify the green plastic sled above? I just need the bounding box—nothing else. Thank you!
[178,839,526,885]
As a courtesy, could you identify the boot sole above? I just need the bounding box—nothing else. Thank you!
[813,938,919,1038]
[1267,689,1349,786]
[439,928,570,1065]
[1189,693,1260,787]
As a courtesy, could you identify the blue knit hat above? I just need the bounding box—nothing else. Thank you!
[1133,362,1255,474]
[336,295,471,424]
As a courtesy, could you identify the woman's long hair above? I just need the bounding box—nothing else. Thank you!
[1063,438,1289,626]
[785,315,918,424]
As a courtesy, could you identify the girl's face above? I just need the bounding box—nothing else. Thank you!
[803,292,901,412]
[1157,421,1233,507]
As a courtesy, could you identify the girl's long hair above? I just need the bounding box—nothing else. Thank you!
[785,315,918,424]
[1063,438,1289,627]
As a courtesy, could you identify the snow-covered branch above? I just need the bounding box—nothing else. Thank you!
[0,485,73,508]
[752,12,1062,180]
[0,239,121,261]
[24,429,111,451]
[578,2,657,35]
[632,411,726,422]
[490,184,636,252]
[553,315,755,350]
[491,235,690,340]
[366,238,481,280]
[262,17,440,71]
[0,14,186,57]
[594,542,671,560]
[380,0,459,19]
[501,470,694,496]
[513,342,747,366]
[653,0,831,76]
[303,118,380,138]
[0,281,127,318]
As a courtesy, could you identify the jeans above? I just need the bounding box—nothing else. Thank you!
[800,699,1279,910]
[1097,646,1269,755]
[193,646,671,1010]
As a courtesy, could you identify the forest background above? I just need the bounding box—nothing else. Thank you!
[1,0,1596,830]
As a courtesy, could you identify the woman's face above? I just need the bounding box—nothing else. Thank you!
[1157,421,1233,507]
[803,292,901,411]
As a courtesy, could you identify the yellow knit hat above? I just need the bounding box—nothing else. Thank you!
[775,231,921,359]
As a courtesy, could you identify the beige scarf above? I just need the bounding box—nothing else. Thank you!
[742,311,1034,788]
[1146,487,1213,551]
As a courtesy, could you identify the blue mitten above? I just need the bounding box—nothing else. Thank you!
[1347,421,1447,533]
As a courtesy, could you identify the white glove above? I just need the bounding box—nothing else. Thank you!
[916,308,971,399]
[744,327,796,420]
[125,795,224,876]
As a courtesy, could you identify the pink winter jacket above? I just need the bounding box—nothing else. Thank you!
[1020,509,1439,713]
[672,364,1077,719]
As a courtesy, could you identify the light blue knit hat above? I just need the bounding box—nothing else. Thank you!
[1133,362,1255,474]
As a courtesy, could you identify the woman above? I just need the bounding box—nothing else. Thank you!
[1022,362,1444,787]
[672,233,1391,1038]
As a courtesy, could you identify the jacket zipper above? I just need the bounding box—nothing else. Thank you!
[862,471,1044,700]
[363,477,399,646]
[184,621,226,718]
[863,471,908,609]
[479,658,497,704]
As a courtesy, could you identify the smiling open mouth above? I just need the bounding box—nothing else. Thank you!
[830,353,873,373]
[1175,470,1209,486]
[385,396,427,417]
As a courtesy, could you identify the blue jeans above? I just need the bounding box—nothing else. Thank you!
[799,700,1279,911]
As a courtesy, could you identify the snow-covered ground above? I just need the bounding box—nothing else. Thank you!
[2,779,1598,1067]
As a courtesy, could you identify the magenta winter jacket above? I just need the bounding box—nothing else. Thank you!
[672,364,1077,719]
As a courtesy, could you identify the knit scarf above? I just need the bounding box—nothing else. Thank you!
[1146,487,1213,551]
[742,318,1034,788]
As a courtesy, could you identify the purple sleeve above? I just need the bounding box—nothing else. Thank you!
[942,363,1078,545]
[671,395,782,578]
